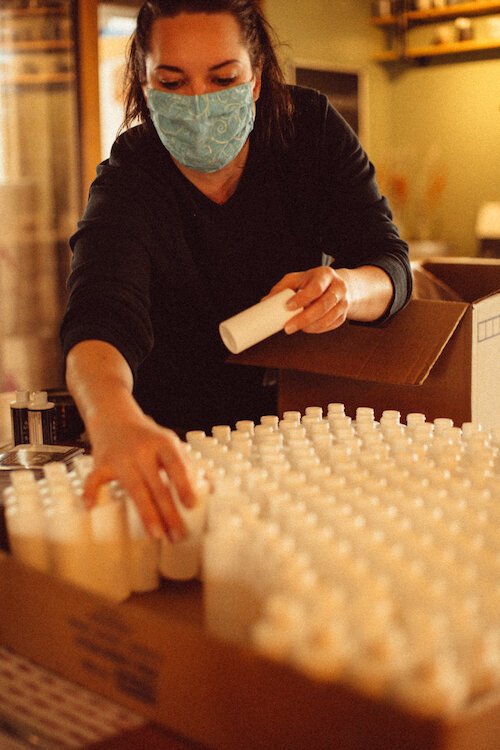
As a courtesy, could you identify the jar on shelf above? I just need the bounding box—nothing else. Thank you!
[433,24,454,45]
[455,17,474,42]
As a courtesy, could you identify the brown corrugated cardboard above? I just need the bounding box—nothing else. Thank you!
[231,258,500,429]
[1,552,499,750]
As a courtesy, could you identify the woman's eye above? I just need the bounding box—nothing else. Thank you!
[159,80,183,90]
[215,77,237,87]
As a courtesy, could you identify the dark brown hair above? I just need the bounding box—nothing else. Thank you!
[122,0,294,150]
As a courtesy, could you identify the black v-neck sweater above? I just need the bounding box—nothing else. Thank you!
[61,86,412,431]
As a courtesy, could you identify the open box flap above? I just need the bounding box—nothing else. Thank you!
[420,258,500,303]
[229,299,468,386]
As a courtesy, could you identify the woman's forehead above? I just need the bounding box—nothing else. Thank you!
[147,12,250,64]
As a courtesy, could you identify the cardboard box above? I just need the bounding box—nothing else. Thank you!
[1,552,499,750]
[231,258,500,430]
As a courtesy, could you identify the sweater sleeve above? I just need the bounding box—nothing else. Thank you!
[316,96,412,320]
[60,160,155,379]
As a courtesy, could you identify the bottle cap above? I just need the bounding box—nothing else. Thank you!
[29,391,49,408]
[13,390,29,405]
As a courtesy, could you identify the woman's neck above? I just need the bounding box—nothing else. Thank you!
[172,141,250,205]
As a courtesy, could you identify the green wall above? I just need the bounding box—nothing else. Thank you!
[264,0,500,256]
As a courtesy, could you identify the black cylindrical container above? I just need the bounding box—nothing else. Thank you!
[46,389,85,444]
[10,390,30,445]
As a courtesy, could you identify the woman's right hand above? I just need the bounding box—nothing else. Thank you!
[65,340,198,543]
[84,412,197,542]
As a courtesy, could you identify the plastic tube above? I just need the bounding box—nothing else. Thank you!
[219,288,303,354]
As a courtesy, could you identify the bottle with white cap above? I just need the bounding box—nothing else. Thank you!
[28,391,57,445]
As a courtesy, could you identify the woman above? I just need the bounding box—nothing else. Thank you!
[61,0,412,542]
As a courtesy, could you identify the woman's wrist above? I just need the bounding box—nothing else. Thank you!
[336,265,393,322]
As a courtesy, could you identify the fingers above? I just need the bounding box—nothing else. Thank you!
[281,268,348,334]
[84,429,199,544]
[262,272,304,300]
[157,438,197,510]
[84,465,117,506]
[84,463,182,543]
[301,294,347,333]
[285,268,336,313]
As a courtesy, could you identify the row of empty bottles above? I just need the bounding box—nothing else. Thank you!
[4,403,500,718]
[192,405,499,718]
[3,455,207,601]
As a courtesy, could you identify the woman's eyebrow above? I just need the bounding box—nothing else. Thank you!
[154,59,240,73]
[155,64,183,72]
[209,59,240,71]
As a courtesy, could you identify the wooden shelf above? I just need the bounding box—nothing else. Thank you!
[375,37,500,62]
[372,1,500,63]
[371,14,398,28]
[1,39,73,53]
[405,37,500,58]
[373,49,402,62]
[0,6,66,19]
[0,71,75,86]
[406,1,500,26]
[371,1,500,28]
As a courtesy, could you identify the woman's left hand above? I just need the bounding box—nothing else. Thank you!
[266,266,350,334]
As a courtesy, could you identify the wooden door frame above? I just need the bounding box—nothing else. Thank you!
[74,0,100,206]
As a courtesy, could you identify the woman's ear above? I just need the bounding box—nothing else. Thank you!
[252,67,262,102]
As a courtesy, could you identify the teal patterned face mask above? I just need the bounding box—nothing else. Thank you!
[147,82,256,173]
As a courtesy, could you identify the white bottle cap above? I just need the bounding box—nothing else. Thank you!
[236,420,255,435]
[29,391,52,408]
[260,415,279,429]
[305,406,323,420]
[212,425,231,443]
[12,390,29,405]
[283,411,301,424]
[328,402,345,415]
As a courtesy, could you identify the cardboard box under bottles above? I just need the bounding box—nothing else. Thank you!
[232,258,500,430]
[1,552,500,750]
